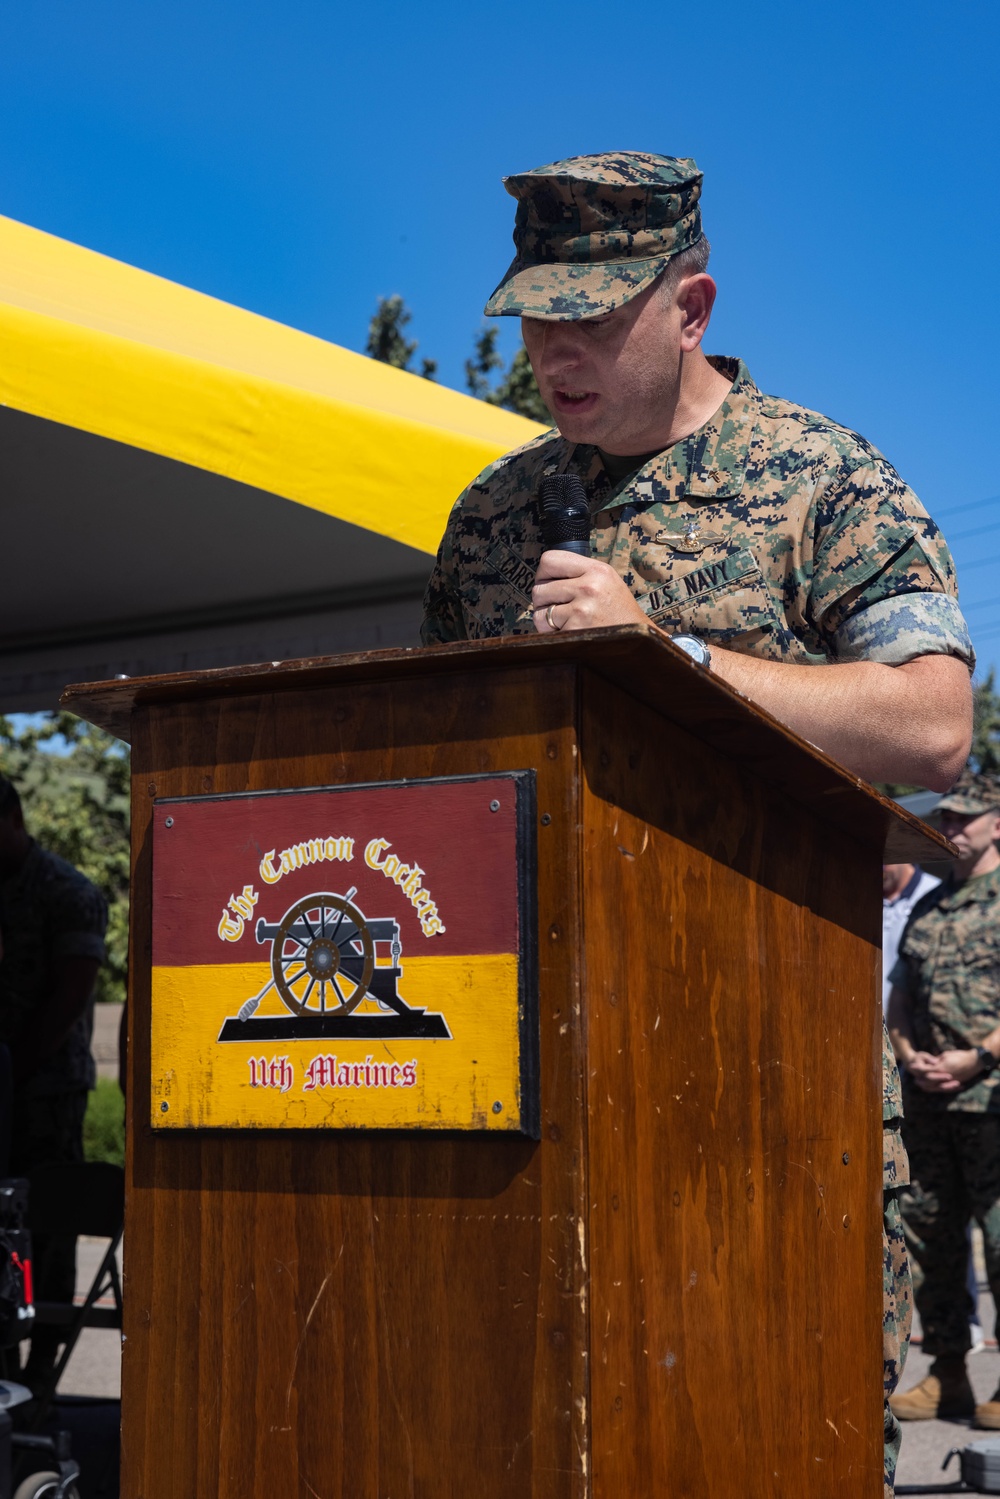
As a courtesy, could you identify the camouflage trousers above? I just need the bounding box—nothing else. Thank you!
[900,1111,1000,1357]
[884,1189,911,1499]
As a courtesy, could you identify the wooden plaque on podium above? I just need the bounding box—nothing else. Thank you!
[65,625,949,1499]
[147,771,539,1135]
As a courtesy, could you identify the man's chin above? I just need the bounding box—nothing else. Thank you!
[549,399,607,444]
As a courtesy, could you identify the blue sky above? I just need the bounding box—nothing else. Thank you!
[2,0,999,675]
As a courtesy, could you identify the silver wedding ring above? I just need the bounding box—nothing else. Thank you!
[545,604,561,632]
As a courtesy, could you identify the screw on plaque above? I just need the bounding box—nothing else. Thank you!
[490,799,500,812]
[164,817,174,828]
[160,1101,169,1112]
[492,1100,503,1114]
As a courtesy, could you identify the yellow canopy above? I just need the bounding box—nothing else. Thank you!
[0,216,544,711]
[0,213,542,556]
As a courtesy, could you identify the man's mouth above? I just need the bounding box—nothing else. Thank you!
[552,389,598,414]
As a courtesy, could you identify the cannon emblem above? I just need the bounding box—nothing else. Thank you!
[217,887,451,1041]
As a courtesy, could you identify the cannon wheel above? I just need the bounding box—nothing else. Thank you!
[271,893,375,1017]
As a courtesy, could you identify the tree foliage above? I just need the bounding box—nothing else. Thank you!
[0,713,130,1006]
[366,295,437,380]
[366,297,549,422]
[84,1077,125,1164]
[971,669,1000,774]
[466,327,550,423]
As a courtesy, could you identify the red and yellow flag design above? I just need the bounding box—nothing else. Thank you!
[150,774,536,1133]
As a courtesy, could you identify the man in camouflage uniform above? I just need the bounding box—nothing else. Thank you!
[421,152,974,1494]
[0,774,107,1388]
[888,768,1000,1428]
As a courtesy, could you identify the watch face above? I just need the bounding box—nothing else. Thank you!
[673,635,710,667]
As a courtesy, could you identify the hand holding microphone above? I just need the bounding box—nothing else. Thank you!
[532,474,648,634]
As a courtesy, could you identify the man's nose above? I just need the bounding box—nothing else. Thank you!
[535,323,584,376]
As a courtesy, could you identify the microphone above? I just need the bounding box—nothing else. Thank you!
[538,474,591,556]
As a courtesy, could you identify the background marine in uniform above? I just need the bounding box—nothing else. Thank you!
[888,768,1000,1429]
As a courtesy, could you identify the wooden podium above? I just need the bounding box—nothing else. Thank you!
[65,626,948,1499]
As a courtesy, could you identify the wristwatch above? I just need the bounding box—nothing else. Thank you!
[976,1046,999,1075]
[673,634,712,669]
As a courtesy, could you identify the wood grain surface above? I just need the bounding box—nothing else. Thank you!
[580,672,882,1497]
[112,642,888,1497]
[124,666,588,1499]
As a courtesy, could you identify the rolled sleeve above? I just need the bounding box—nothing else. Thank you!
[805,457,964,660]
[833,592,975,669]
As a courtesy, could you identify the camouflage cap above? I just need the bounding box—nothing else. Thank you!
[936,766,1000,816]
[484,151,704,321]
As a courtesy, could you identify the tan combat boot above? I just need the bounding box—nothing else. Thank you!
[974,1387,1000,1429]
[889,1356,975,1421]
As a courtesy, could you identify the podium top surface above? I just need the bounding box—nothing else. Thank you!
[62,624,952,866]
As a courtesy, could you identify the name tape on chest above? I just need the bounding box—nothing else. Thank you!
[486,542,536,603]
[642,548,759,616]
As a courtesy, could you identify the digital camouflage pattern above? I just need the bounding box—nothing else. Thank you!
[899,1113,1000,1358]
[883,1060,910,1495]
[0,840,107,1097]
[484,152,703,320]
[884,1190,912,1496]
[891,864,1000,1115]
[420,351,964,1492]
[422,357,974,674]
[884,1098,909,1186]
[936,766,1000,816]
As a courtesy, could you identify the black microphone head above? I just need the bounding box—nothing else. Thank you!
[539,473,591,555]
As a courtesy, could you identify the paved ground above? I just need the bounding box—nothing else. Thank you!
[91,1003,123,1084]
[895,1325,999,1495]
[57,1236,121,1400]
[895,1231,998,1496]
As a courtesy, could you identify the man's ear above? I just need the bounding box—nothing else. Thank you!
[677,273,717,352]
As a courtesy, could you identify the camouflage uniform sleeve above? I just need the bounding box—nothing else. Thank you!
[805,458,974,669]
[421,493,469,646]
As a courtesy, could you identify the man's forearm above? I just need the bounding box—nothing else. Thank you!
[706,649,972,790]
[529,551,972,788]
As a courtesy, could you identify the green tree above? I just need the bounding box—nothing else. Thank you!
[0,712,130,1005]
[971,669,1000,774]
[465,326,504,401]
[366,295,437,380]
[465,326,550,423]
[365,297,548,421]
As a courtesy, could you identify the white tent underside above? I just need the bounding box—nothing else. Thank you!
[1,408,432,714]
